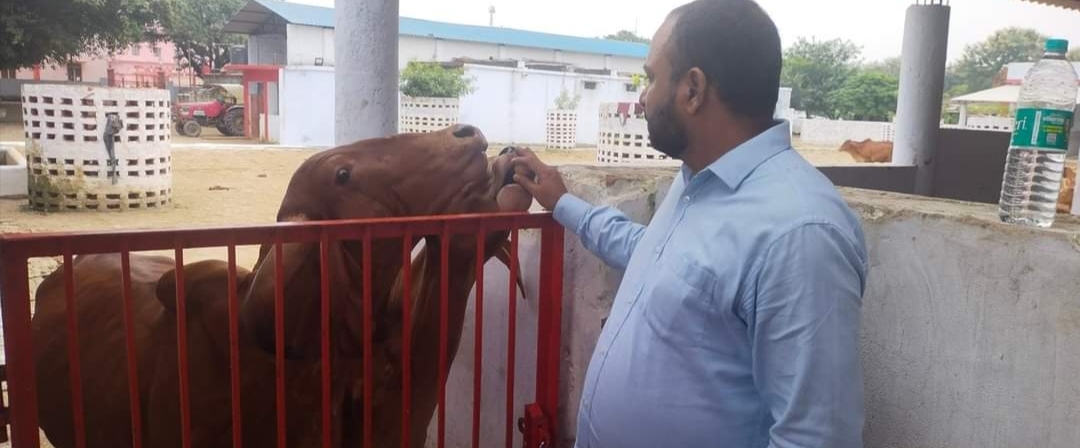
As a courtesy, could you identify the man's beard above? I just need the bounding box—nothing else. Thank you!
[646,92,689,159]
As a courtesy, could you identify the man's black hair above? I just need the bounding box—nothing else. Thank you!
[668,0,782,121]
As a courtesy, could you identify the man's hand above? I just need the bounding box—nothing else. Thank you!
[510,147,569,210]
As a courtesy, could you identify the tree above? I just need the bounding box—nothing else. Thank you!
[0,0,171,70]
[863,57,901,79]
[1068,48,1080,62]
[163,0,246,77]
[947,27,1047,95]
[603,30,650,45]
[781,37,862,118]
[399,62,476,98]
[831,70,899,122]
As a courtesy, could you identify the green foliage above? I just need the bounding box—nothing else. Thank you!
[946,27,1047,95]
[553,88,581,110]
[1068,48,1080,62]
[862,57,901,79]
[831,70,898,122]
[164,0,246,76]
[399,61,475,98]
[780,37,862,119]
[603,30,650,45]
[0,0,171,70]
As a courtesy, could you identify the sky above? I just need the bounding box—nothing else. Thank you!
[292,0,1080,64]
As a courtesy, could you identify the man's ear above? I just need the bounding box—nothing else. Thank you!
[685,67,708,115]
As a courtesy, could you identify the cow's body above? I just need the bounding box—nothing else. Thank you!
[839,139,893,163]
[31,124,534,448]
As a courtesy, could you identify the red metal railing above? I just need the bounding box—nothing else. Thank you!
[0,211,564,448]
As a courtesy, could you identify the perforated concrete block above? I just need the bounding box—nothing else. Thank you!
[21,84,172,211]
[399,96,460,134]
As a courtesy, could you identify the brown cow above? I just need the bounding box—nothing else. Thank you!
[838,138,893,163]
[31,124,535,448]
[1058,161,1076,214]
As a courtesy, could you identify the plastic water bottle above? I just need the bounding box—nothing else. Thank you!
[998,38,1078,228]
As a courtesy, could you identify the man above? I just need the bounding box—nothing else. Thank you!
[511,0,868,446]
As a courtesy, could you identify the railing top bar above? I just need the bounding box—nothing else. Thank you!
[0,211,553,258]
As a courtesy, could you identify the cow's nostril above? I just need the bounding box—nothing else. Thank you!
[452,124,478,138]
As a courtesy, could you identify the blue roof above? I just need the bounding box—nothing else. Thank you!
[247,0,649,59]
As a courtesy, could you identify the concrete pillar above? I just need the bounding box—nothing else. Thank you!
[958,103,968,127]
[892,1,950,195]
[335,0,400,146]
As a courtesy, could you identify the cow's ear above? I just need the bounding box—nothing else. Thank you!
[155,260,251,315]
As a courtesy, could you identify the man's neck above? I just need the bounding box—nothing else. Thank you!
[681,118,775,174]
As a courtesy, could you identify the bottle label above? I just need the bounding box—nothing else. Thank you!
[1010,108,1074,152]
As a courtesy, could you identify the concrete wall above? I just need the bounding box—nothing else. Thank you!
[0,145,28,198]
[801,118,896,146]
[288,24,645,74]
[432,165,1080,448]
[287,24,334,67]
[458,64,641,145]
[278,66,334,147]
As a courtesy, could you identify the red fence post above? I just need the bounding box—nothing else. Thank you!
[0,246,41,447]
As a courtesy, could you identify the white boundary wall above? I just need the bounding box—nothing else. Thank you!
[800,118,896,146]
[399,96,460,134]
[21,84,172,211]
[458,64,641,145]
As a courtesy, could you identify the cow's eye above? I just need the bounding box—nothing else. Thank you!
[335,167,351,185]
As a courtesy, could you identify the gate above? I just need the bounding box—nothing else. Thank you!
[0,211,564,448]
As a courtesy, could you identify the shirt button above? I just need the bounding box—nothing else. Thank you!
[683,195,690,203]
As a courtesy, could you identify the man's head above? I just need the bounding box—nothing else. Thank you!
[641,0,782,159]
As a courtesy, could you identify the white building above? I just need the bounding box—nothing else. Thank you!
[221,0,790,148]
[224,0,649,74]
[221,0,651,147]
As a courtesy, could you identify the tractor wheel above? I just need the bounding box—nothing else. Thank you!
[221,107,244,137]
[182,120,202,138]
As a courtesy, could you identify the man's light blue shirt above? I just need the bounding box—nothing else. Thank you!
[554,120,868,448]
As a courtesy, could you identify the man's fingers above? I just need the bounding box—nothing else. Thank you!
[513,173,540,191]
[510,148,547,173]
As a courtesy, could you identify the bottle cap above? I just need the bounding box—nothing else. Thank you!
[1046,39,1069,54]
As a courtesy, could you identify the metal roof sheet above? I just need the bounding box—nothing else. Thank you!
[224,0,650,59]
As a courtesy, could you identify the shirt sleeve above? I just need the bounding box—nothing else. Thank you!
[748,222,867,448]
[552,193,646,272]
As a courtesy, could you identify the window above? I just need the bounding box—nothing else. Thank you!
[152,46,161,58]
[625,83,638,92]
[132,45,141,56]
[583,81,598,90]
[0,69,16,79]
[67,63,82,82]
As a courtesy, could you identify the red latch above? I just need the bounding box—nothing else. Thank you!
[519,403,551,448]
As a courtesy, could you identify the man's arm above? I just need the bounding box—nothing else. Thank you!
[509,147,646,271]
[553,193,646,272]
[748,223,867,448]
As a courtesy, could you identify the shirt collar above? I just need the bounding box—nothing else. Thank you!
[680,120,792,189]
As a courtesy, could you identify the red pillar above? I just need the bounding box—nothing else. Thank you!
[32,64,41,81]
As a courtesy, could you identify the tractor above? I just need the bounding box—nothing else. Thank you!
[173,84,245,137]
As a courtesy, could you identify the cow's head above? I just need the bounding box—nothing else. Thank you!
[241,124,534,360]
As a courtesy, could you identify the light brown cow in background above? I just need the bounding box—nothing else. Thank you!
[839,138,893,163]
[1057,161,1076,214]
